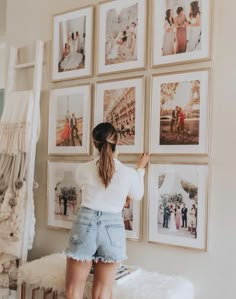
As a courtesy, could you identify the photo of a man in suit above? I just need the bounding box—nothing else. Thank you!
[163,204,171,228]
[70,113,82,146]
[181,203,188,228]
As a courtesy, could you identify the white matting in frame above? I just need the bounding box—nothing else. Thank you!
[97,0,146,75]
[48,85,91,155]
[150,70,209,154]
[152,0,211,66]
[52,6,93,81]
[148,163,208,250]
[95,77,144,154]
[123,163,142,240]
[47,161,82,230]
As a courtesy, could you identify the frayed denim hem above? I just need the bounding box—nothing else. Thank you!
[65,251,127,264]
[93,256,127,263]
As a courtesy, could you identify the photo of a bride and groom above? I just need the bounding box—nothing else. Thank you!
[56,94,84,147]
[160,79,200,146]
[58,16,86,72]
[105,3,138,65]
[157,169,198,240]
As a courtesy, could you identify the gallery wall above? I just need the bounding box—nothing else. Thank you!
[5,0,236,299]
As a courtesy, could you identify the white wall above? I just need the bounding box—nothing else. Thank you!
[5,1,236,299]
[0,46,5,89]
[0,0,7,36]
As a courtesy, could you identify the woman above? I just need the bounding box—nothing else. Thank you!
[175,206,181,229]
[186,1,201,52]
[158,204,163,224]
[75,31,81,53]
[60,32,83,71]
[65,122,149,299]
[169,204,177,232]
[175,7,187,54]
[177,107,185,131]
[189,204,197,234]
[162,9,175,56]
[60,118,71,146]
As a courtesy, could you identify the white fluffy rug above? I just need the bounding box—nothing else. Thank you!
[18,254,194,299]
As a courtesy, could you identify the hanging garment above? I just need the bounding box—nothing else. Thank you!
[0,91,34,155]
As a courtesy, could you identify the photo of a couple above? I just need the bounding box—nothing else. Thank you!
[160,79,200,145]
[54,170,81,223]
[58,16,86,72]
[105,3,138,65]
[56,94,84,147]
[157,168,198,240]
[162,0,202,56]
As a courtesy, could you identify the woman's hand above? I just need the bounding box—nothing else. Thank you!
[136,153,150,169]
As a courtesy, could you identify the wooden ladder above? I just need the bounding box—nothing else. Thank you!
[6,40,44,263]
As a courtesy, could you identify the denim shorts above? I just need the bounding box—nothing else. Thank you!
[65,207,127,263]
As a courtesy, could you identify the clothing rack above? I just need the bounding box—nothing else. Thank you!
[5,40,44,263]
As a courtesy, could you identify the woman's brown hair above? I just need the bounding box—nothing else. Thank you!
[92,122,118,188]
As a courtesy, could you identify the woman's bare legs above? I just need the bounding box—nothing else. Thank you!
[92,262,119,299]
[65,257,92,299]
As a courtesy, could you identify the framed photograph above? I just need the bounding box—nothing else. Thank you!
[122,163,142,240]
[148,163,208,250]
[97,0,147,75]
[152,0,211,66]
[47,161,82,230]
[48,85,91,155]
[95,77,144,154]
[52,6,93,81]
[150,70,210,154]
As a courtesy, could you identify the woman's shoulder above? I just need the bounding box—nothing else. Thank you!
[77,159,97,172]
[115,159,138,176]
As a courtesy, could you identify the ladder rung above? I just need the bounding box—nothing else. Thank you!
[14,62,35,69]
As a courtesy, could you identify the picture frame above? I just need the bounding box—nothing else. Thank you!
[47,161,83,230]
[148,162,208,250]
[48,85,91,155]
[52,6,93,81]
[150,69,210,154]
[97,0,147,75]
[152,0,211,67]
[94,76,145,154]
[123,163,142,241]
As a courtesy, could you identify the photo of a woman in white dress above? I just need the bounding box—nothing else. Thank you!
[58,16,86,72]
[186,1,201,52]
[169,205,177,232]
[162,9,175,56]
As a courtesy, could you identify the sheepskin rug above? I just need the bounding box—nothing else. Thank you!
[18,253,194,299]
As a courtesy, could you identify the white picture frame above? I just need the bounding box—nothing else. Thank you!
[150,70,210,154]
[94,77,145,154]
[152,0,211,67]
[97,0,147,75]
[148,163,208,250]
[47,161,82,230]
[52,6,93,81]
[48,85,91,155]
[123,163,142,241]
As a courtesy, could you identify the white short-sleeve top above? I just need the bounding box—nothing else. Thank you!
[76,158,145,213]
